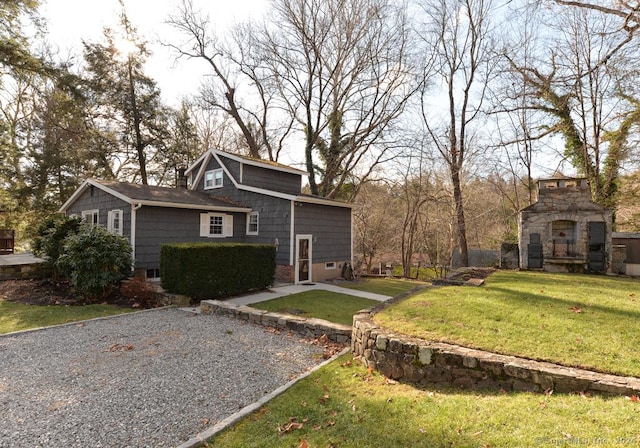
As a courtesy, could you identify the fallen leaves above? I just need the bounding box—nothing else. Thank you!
[626,395,640,403]
[108,343,134,352]
[569,306,583,314]
[278,417,305,434]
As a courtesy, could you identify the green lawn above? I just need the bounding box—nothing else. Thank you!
[0,299,135,334]
[209,353,640,447]
[336,277,427,297]
[375,270,640,377]
[250,290,379,326]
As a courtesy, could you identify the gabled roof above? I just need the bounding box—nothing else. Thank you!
[186,148,354,209]
[185,148,308,177]
[59,179,251,213]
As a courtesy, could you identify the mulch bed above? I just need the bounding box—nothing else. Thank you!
[0,278,165,309]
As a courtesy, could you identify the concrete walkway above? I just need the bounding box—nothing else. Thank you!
[226,282,392,306]
[0,252,43,266]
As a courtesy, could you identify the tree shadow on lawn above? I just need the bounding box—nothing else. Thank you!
[487,285,640,321]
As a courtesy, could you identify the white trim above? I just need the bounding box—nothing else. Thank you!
[289,201,295,265]
[295,234,313,284]
[135,200,249,213]
[61,178,250,214]
[246,211,259,235]
[131,203,142,267]
[212,152,240,186]
[213,148,307,176]
[190,152,212,191]
[107,209,123,235]
[60,179,132,212]
[200,212,234,238]
[184,151,210,176]
[204,168,223,190]
[81,209,99,226]
[294,195,355,209]
[181,149,352,210]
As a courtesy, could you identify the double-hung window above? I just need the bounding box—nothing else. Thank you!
[107,209,123,235]
[247,212,259,235]
[200,213,233,237]
[81,209,99,226]
[204,168,223,189]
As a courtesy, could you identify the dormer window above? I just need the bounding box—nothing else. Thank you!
[204,169,223,189]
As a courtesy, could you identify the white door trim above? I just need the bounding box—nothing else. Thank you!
[295,234,312,284]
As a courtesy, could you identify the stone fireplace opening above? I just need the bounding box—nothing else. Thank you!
[551,220,578,258]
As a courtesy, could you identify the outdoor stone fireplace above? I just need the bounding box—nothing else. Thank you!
[518,176,612,273]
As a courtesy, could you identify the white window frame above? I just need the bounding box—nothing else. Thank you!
[204,168,223,190]
[200,213,233,238]
[107,209,123,235]
[247,211,259,235]
[81,209,99,226]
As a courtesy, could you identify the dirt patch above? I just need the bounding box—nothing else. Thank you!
[0,278,165,309]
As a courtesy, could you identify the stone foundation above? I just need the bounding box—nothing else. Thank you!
[201,299,351,343]
[352,310,640,396]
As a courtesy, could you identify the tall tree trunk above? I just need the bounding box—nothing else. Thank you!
[127,57,147,185]
[451,167,469,266]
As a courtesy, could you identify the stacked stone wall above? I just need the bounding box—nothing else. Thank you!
[201,299,351,343]
[352,310,640,396]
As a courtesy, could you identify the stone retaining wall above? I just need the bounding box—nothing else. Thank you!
[352,310,640,396]
[201,300,351,343]
[0,263,44,280]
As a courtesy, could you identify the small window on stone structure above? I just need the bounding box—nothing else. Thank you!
[545,181,559,188]
[565,180,577,187]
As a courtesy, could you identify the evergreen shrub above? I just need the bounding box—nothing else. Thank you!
[160,243,275,299]
[56,225,132,298]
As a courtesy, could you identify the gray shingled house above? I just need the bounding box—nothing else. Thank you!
[60,149,354,284]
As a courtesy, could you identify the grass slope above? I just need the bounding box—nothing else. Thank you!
[0,299,134,334]
[210,353,640,447]
[336,278,426,297]
[374,271,640,376]
[250,290,379,326]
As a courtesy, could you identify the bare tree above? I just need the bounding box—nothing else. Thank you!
[259,0,417,198]
[416,0,496,267]
[502,4,639,208]
[166,0,294,162]
[168,0,416,198]
[353,182,399,273]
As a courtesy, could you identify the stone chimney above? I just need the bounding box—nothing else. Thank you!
[177,166,188,189]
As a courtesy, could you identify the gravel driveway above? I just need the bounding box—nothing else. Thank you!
[0,308,327,447]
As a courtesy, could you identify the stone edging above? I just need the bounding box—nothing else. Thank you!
[176,346,351,448]
[351,310,640,396]
[200,300,352,343]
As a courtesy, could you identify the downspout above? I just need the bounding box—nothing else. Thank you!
[130,203,142,271]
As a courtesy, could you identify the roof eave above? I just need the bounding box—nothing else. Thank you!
[132,200,251,213]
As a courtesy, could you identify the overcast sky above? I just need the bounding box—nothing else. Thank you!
[41,0,268,106]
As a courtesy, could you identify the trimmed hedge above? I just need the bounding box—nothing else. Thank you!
[160,243,276,299]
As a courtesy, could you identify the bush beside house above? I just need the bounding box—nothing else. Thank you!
[160,243,275,299]
[33,215,133,297]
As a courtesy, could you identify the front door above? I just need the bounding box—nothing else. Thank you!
[295,235,312,284]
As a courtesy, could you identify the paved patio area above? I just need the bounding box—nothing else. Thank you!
[0,252,43,266]
[225,282,391,306]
